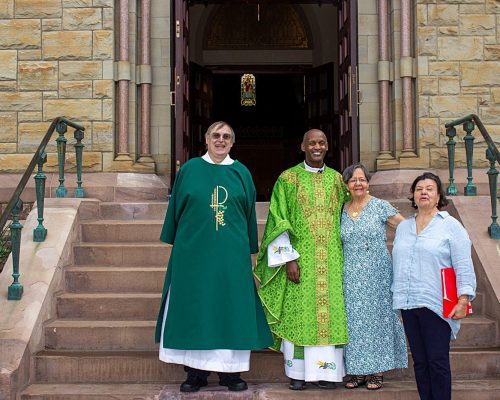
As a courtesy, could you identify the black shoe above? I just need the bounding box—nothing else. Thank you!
[180,369,209,393]
[317,380,337,389]
[289,378,306,390]
[218,372,248,391]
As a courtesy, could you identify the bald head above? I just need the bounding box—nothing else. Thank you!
[302,129,327,144]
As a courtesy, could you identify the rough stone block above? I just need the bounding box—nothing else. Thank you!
[461,86,490,95]
[486,0,500,13]
[0,92,42,111]
[418,27,437,56]
[460,4,485,14]
[93,80,113,98]
[416,4,427,26]
[18,49,42,60]
[0,81,16,91]
[63,8,102,30]
[103,7,113,30]
[43,91,58,99]
[46,151,102,172]
[492,88,500,104]
[0,143,16,153]
[102,99,113,121]
[429,96,477,118]
[418,118,440,147]
[0,112,17,142]
[484,45,500,61]
[462,62,500,86]
[430,147,489,169]
[460,15,495,35]
[59,61,102,80]
[19,61,58,90]
[18,122,58,152]
[438,77,460,95]
[438,26,459,35]
[42,31,92,60]
[0,0,13,18]
[428,4,459,25]
[419,96,430,118]
[18,111,42,122]
[480,106,500,125]
[418,77,438,95]
[0,154,32,171]
[438,37,483,61]
[63,0,92,7]
[44,99,102,121]
[93,0,113,6]
[0,50,17,80]
[428,61,459,76]
[42,18,62,31]
[59,80,93,98]
[0,20,40,49]
[92,121,113,151]
[93,31,113,60]
[15,0,61,17]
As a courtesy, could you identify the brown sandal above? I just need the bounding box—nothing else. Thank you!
[366,374,383,390]
[344,375,366,389]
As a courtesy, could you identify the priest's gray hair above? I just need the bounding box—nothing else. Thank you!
[205,121,235,142]
[342,162,372,183]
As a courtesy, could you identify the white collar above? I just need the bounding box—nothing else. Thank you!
[202,152,234,165]
[303,161,325,173]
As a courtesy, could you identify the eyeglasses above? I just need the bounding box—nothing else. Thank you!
[210,132,232,141]
[348,178,368,184]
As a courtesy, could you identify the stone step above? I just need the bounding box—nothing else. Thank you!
[99,202,168,220]
[65,266,166,293]
[81,220,164,242]
[33,348,500,384]
[73,243,171,266]
[43,315,497,351]
[19,380,500,400]
[44,320,158,351]
[56,293,161,320]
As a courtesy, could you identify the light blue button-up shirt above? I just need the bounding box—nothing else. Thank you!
[392,211,476,339]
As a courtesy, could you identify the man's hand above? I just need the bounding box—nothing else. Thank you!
[286,260,300,284]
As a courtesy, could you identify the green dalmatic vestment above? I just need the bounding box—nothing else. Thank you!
[254,163,349,351]
[155,157,273,350]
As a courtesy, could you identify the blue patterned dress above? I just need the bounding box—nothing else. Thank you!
[340,197,408,375]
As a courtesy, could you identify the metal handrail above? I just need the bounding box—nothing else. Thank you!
[445,114,500,164]
[0,117,84,233]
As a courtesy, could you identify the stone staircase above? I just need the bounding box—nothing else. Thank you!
[19,201,500,399]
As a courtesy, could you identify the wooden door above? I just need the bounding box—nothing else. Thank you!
[189,63,213,157]
[172,0,189,174]
[305,62,338,170]
[338,0,359,169]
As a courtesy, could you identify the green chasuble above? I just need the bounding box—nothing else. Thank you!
[155,157,273,350]
[254,163,349,351]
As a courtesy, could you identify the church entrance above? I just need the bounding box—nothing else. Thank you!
[172,1,359,200]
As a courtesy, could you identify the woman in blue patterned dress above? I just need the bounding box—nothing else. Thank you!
[340,163,408,390]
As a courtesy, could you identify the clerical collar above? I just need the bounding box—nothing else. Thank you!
[304,161,325,173]
[202,152,234,165]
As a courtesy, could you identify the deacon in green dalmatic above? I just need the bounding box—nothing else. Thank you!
[155,121,272,393]
[254,129,349,391]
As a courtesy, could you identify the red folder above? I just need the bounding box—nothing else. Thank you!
[441,268,472,318]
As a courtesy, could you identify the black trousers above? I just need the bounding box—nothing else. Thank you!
[184,366,239,379]
[401,307,452,400]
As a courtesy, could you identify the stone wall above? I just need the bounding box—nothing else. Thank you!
[0,0,114,173]
[416,0,500,169]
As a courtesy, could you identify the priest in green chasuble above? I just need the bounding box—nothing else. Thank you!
[155,121,273,393]
[254,129,349,390]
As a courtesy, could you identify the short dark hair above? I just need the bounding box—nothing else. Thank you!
[409,172,449,210]
[342,163,372,183]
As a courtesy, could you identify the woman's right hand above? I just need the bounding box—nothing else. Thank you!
[286,260,301,284]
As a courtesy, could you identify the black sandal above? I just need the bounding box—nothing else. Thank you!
[344,375,366,389]
[366,374,383,390]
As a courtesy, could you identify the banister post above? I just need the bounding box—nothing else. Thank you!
[8,199,24,300]
[55,121,68,198]
[463,120,477,196]
[446,127,458,196]
[73,129,85,198]
[33,151,48,242]
[486,147,500,239]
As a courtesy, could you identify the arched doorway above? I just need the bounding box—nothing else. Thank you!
[172,0,359,200]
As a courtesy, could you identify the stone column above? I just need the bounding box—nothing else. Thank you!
[377,0,393,161]
[116,0,132,161]
[400,0,416,156]
[137,0,154,164]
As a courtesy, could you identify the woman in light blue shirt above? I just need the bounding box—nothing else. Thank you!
[392,172,476,400]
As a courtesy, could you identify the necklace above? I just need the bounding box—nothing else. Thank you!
[349,196,369,219]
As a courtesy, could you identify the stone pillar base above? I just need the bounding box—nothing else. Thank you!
[114,153,133,162]
[108,160,155,173]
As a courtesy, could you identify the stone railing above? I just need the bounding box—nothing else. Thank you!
[445,114,499,239]
[0,117,85,299]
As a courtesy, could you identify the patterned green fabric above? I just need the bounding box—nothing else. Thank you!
[254,163,349,351]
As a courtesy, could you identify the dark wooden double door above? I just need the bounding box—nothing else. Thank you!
[172,0,359,200]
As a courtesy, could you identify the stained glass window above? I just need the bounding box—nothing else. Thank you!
[241,74,256,107]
